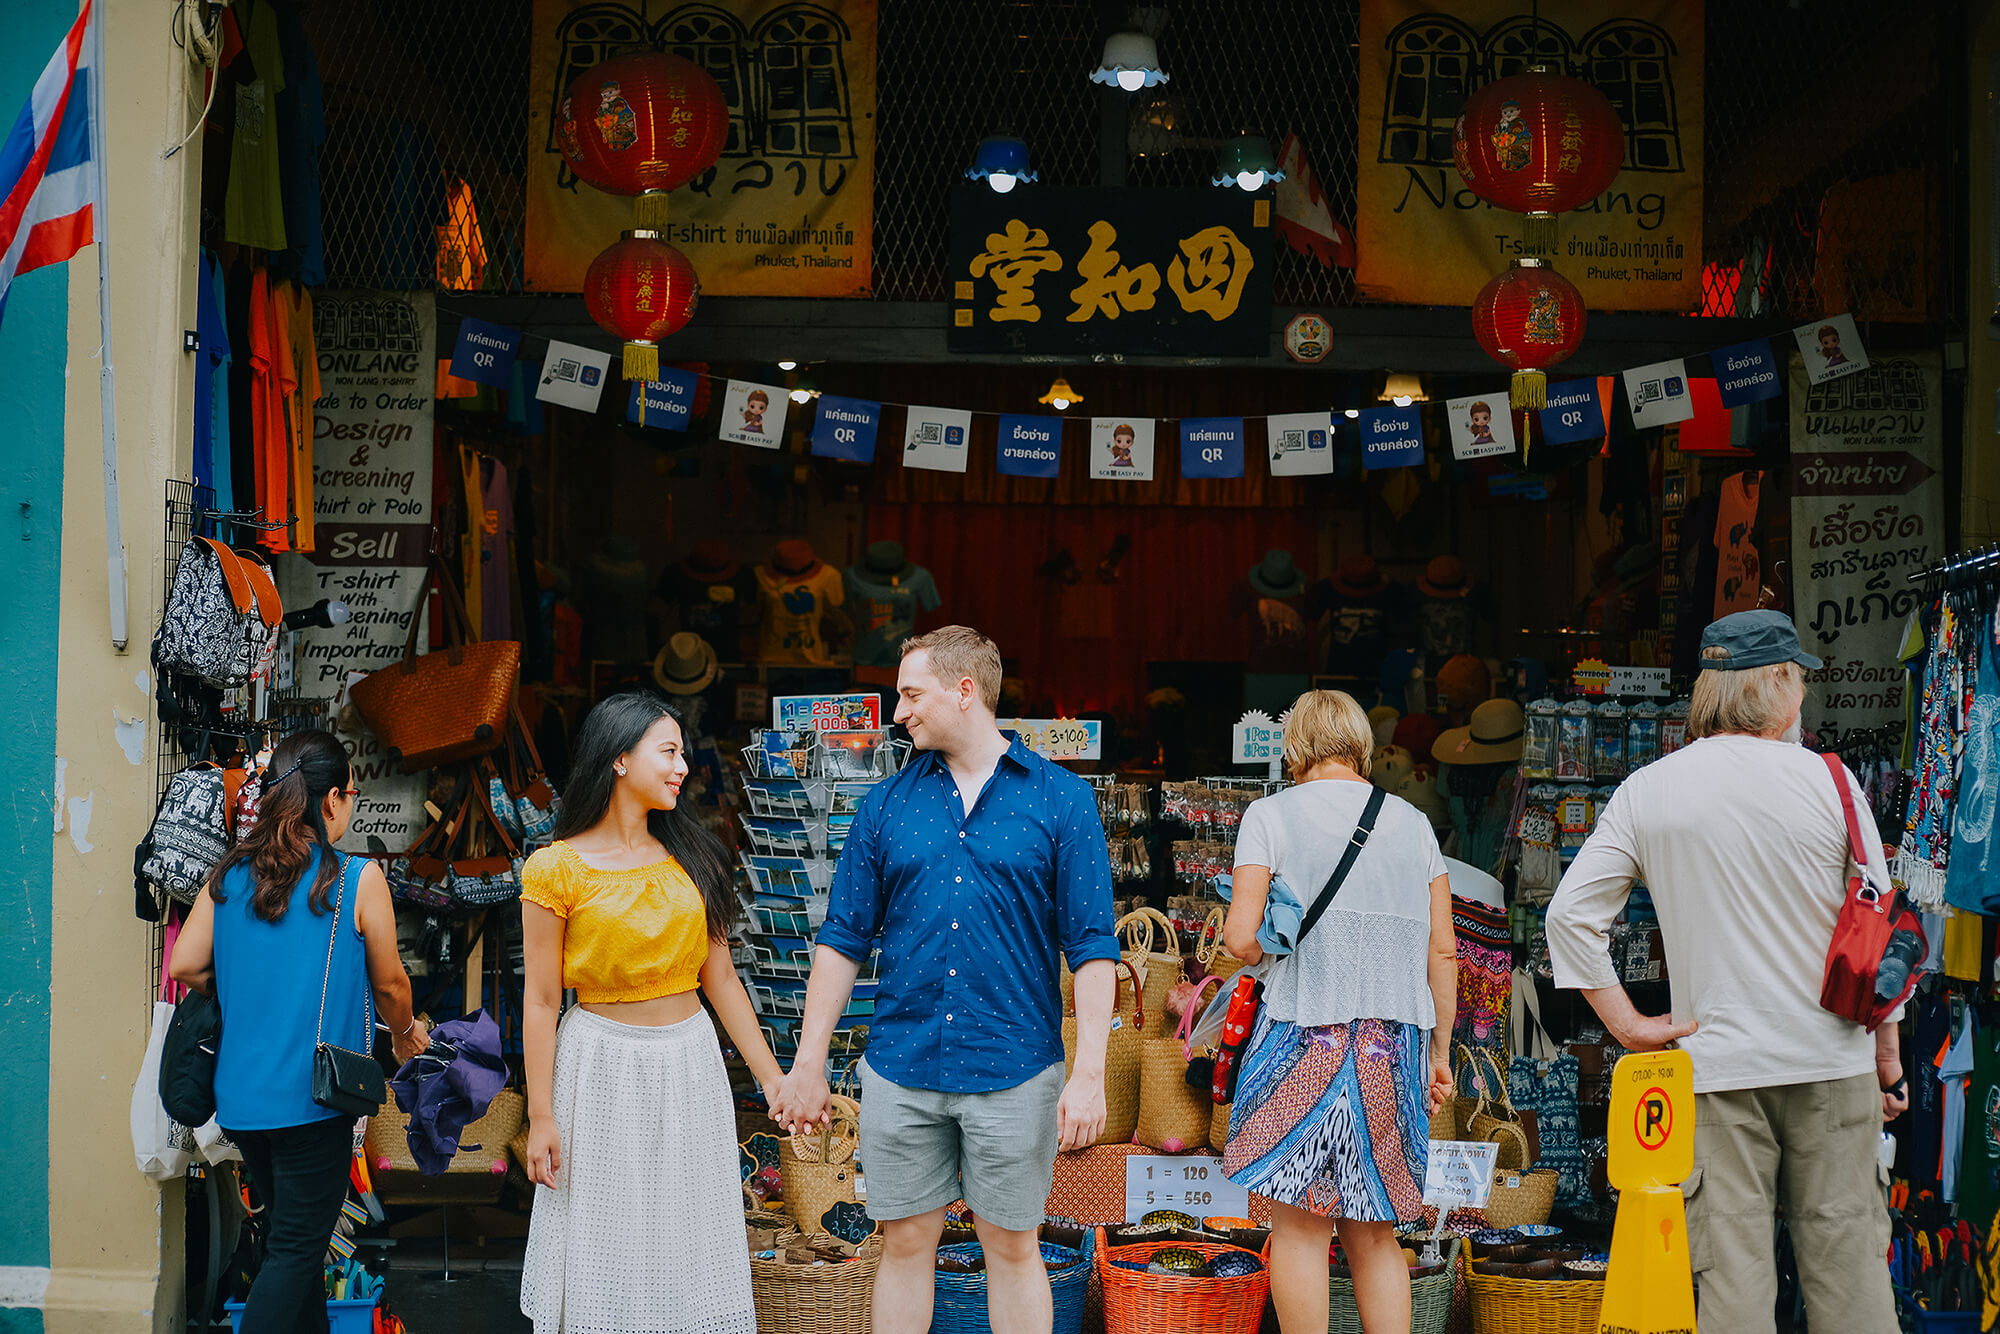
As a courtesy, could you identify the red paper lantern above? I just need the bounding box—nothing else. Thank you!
[557,52,729,228]
[585,231,700,383]
[1453,67,1625,251]
[1471,258,1587,415]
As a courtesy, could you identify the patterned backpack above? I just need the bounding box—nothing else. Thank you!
[153,538,283,689]
[138,764,232,904]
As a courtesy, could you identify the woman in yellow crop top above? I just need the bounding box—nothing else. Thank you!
[517,693,781,1334]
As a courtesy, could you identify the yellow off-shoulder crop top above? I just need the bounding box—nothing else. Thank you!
[519,841,710,1002]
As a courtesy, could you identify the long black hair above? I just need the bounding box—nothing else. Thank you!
[207,729,351,922]
[555,692,738,939]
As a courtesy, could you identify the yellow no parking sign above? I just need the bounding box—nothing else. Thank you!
[1602,1050,1696,1334]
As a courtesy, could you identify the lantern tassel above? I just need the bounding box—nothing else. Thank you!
[1510,369,1547,412]
[624,341,660,384]
[633,191,671,231]
[1519,407,1533,468]
[1523,212,1557,258]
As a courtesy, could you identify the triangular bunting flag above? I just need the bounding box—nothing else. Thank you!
[1274,133,1355,270]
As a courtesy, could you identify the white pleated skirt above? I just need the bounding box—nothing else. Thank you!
[521,1006,756,1334]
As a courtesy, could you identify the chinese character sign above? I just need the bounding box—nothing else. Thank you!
[527,0,876,297]
[949,188,1274,355]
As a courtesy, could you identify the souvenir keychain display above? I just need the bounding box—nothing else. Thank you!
[1557,699,1595,781]
[1626,701,1662,771]
[1522,698,1560,780]
[1591,699,1627,782]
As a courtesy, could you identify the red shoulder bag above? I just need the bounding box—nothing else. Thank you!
[1818,752,1926,1032]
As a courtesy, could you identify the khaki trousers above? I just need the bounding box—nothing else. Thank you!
[1683,1072,1895,1334]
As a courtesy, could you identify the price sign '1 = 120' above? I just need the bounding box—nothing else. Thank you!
[1123,1156,1250,1222]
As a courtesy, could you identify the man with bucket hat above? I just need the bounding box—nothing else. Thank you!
[1546,610,1903,1334]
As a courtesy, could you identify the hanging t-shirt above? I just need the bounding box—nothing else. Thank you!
[199,9,251,244]
[1900,990,1951,1188]
[274,4,325,285]
[1229,584,1312,675]
[1417,593,1479,659]
[278,280,320,551]
[1711,471,1762,618]
[1945,632,2000,911]
[249,267,297,552]
[194,250,234,513]
[1950,1018,1998,1222]
[1311,581,1405,678]
[480,456,514,642]
[224,0,288,252]
[660,568,757,652]
[844,565,942,667]
[755,564,844,665]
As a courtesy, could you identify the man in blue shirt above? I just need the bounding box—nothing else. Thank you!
[773,626,1119,1334]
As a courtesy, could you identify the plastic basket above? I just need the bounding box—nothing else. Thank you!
[226,1297,378,1333]
[1095,1231,1270,1334]
[934,1238,1093,1334]
[1913,1314,1982,1332]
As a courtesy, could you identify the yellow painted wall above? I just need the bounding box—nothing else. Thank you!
[48,0,199,1327]
[1970,0,2000,544]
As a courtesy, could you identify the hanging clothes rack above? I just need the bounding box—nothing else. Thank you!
[1908,543,2000,590]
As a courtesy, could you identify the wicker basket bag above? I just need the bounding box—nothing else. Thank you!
[1135,987,1214,1151]
[1463,1047,1530,1171]
[363,1087,524,1205]
[781,1094,861,1232]
[1064,959,1147,1146]
[1467,1269,1603,1334]
[1480,1167,1559,1230]
[750,1230,883,1334]
[1195,908,1246,984]
[1117,908,1186,1020]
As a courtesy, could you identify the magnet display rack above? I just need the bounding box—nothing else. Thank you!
[148,481,312,1002]
[732,727,907,1085]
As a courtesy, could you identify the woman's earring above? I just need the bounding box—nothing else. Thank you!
[615,766,627,777]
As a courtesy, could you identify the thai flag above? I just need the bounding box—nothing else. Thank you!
[0,1,98,324]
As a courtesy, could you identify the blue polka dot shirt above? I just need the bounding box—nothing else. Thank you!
[816,737,1120,1093]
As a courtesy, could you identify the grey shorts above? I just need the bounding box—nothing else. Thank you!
[858,1057,1064,1234]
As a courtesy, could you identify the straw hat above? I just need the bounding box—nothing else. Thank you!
[653,632,720,695]
[1433,698,1526,765]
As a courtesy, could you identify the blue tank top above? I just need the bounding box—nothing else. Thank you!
[212,849,373,1131]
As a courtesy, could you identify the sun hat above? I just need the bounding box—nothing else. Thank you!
[1330,554,1388,598]
[1698,610,1822,671]
[679,538,738,583]
[1433,698,1527,765]
[652,632,720,695]
[1435,654,1492,711]
[863,540,913,580]
[771,538,821,578]
[1418,554,1472,599]
[1247,549,1306,599]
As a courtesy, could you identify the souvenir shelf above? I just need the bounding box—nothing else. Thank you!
[733,727,909,1084]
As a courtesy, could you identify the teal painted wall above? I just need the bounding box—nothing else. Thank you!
[0,9,75,1330]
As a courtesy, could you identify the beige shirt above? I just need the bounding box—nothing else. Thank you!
[1546,735,1892,1095]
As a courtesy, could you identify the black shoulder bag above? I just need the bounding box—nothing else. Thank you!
[1212,786,1387,1104]
[312,855,387,1118]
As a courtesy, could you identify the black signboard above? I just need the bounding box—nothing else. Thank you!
[948,188,1275,357]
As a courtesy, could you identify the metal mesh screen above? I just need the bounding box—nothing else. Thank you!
[309,0,1957,324]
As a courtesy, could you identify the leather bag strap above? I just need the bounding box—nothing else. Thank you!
[1821,752,1878,894]
[194,537,256,615]
[1297,785,1387,944]
[233,552,283,629]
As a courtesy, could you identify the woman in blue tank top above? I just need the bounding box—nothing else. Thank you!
[170,730,429,1334]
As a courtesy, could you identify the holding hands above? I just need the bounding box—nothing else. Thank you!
[769,1063,833,1136]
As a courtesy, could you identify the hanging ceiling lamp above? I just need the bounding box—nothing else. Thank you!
[1452,65,1625,253]
[556,52,730,230]
[1038,377,1083,410]
[1091,31,1167,91]
[789,375,819,405]
[966,136,1037,194]
[1377,373,1428,406]
[1213,134,1285,191]
[585,231,700,382]
[1472,256,1587,425]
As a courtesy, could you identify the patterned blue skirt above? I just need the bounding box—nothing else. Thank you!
[1221,1010,1430,1223]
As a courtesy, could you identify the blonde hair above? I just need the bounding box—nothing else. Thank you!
[1687,648,1804,739]
[901,626,1003,711]
[1282,690,1375,780]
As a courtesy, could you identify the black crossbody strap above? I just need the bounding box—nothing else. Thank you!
[1296,786,1386,945]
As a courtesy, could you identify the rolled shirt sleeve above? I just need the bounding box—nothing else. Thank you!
[1546,786,1640,992]
[1055,781,1120,972]
[817,787,886,964]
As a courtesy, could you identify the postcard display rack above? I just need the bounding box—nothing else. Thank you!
[734,720,908,1082]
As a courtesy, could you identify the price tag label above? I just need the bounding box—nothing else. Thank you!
[1422,1140,1499,1208]
[1231,709,1282,763]
[1605,665,1672,698]
[1124,1155,1249,1221]
[998,718,1102,761]
[772,694,882,733]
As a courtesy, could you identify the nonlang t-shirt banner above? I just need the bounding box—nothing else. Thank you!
[1353,0,1704,312]
[279,290,437,853]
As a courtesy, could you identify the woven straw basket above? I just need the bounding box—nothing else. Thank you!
[750,1230,882,1334]
[1135,1036,1211,1151]
[1065,960,1147,1146]
[1117,908,1186,1021]
[1480,1168,1559,1230]
[1468,1269,1603,1334]
[364,1087,523,1205]
[781,1094,861,1232]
